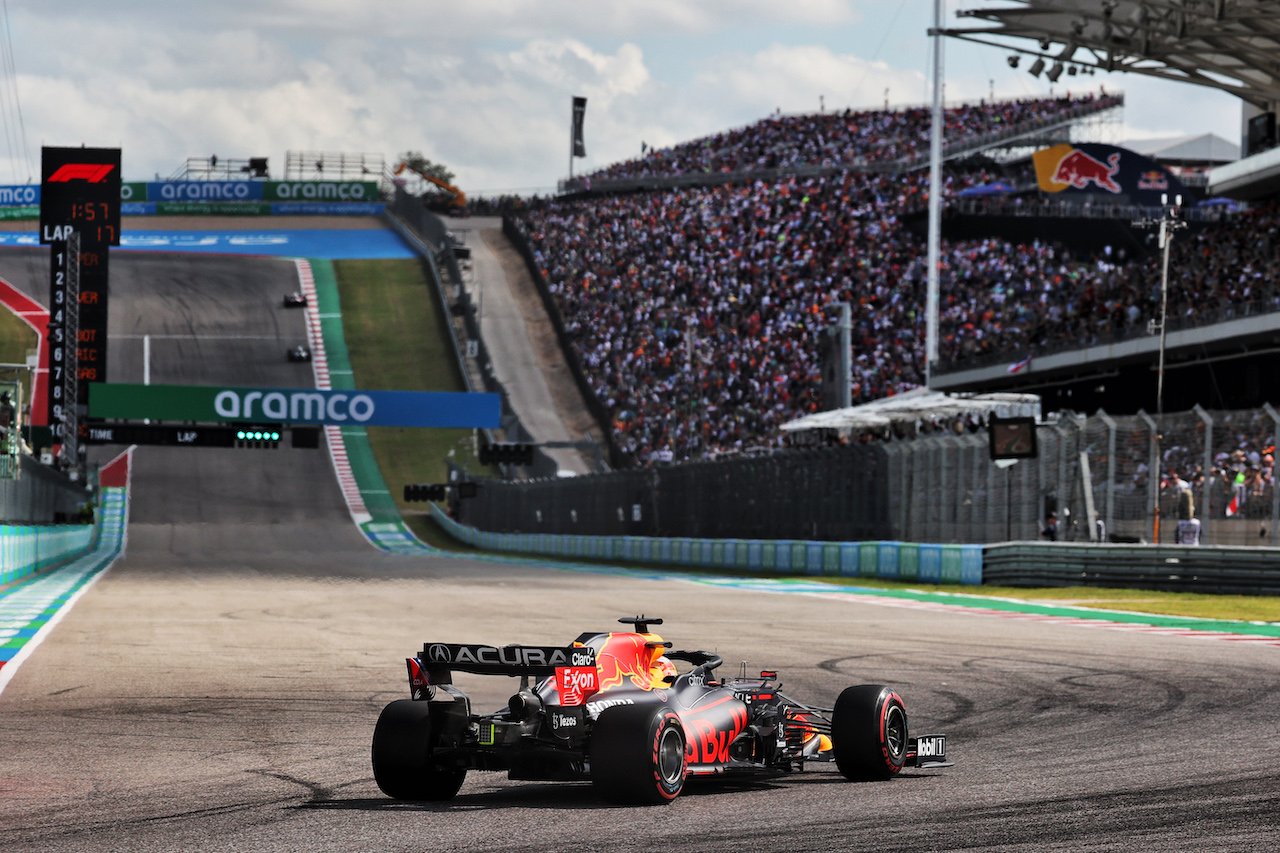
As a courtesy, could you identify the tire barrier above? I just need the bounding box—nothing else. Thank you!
[430,504,983,585]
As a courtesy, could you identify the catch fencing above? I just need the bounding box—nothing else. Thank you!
[458,405,1280,548]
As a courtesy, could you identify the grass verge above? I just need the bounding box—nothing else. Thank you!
[334,258,493,498]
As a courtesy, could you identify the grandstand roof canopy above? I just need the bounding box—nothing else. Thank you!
[943,1,1280,106]
[1133,132,1239,162]
[780,387,1042,432]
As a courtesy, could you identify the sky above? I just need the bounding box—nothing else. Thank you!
[0,1,1244,196]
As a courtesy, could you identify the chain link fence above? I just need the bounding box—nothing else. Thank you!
[458,405,1280,547]
[884,405,1280,546]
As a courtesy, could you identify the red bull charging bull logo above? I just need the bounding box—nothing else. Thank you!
[1043,147,1122,193]
[1033,143,1126,195]
[1030,143,1181,203]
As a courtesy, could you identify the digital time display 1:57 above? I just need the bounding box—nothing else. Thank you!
[68,201,117,244]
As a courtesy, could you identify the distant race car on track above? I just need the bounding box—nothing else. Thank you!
[372,616,950,804]
[283,292,307,307]
[287,345,311,362]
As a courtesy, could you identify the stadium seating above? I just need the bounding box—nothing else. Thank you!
[513,96,1278,468]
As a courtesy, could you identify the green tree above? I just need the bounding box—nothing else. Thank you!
[398,151,455,186]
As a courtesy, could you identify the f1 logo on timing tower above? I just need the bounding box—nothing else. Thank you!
[47,163,116,184]
[39,147,122,246]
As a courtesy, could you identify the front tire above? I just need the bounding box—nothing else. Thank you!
[371,699,466,800]
[590,704,687,804]
[831,684,908,781]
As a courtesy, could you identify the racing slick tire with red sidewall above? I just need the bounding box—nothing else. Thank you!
[372,699,466,801]
[590,704,687,804]
[831,684,908,781]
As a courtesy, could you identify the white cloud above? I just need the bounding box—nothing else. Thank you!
[692,44,925,116]
[0,2,1245,194]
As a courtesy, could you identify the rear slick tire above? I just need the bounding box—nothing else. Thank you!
[831,684,908,781]
[371,699,466,801]
[590,704,687,804]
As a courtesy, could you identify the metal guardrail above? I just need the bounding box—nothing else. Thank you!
[984,542,1280,594]
[946,197,1233,223]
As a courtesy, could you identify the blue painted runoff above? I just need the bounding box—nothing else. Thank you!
[0,230,415,260]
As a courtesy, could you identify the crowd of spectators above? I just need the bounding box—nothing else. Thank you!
[1152,410,1278,522]
[931,198,1280,369]
[520,181,1280,464]
[510,96,1279,466]
[518,168,992,462]
[584,94,1120,181]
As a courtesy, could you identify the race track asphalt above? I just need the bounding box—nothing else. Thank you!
[0,242,1278,852]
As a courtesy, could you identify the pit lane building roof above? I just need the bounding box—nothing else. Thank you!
[1133,132,1240,164]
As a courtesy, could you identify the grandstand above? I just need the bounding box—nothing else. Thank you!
[510,96,1205,459]
[473,71,1280,547]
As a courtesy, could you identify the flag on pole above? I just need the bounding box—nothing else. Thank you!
[572,96,588,158]
[1226,493,1239,517]
[1007,355,1032,374]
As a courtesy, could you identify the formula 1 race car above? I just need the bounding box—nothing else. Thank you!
[372,617,950,804]
[282,292,307,307]
[286,345,312,362]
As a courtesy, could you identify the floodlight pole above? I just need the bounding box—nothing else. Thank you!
[1134,194,1186,543]
[925,0,944,388]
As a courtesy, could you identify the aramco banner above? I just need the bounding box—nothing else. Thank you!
[140,181,379,203]
[1032,143,1186,206]
[88,384,501,428]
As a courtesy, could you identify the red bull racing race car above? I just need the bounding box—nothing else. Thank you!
[372,617,950,804]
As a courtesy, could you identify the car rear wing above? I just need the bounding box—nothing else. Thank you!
[413,643,596,684]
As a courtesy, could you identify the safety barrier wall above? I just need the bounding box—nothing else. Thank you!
[0,523,94,587]
[430,504,983,584]
[984,542,1280,595]
[0,456,93,525]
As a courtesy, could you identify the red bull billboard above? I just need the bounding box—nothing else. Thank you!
[1032,143,1184,205]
